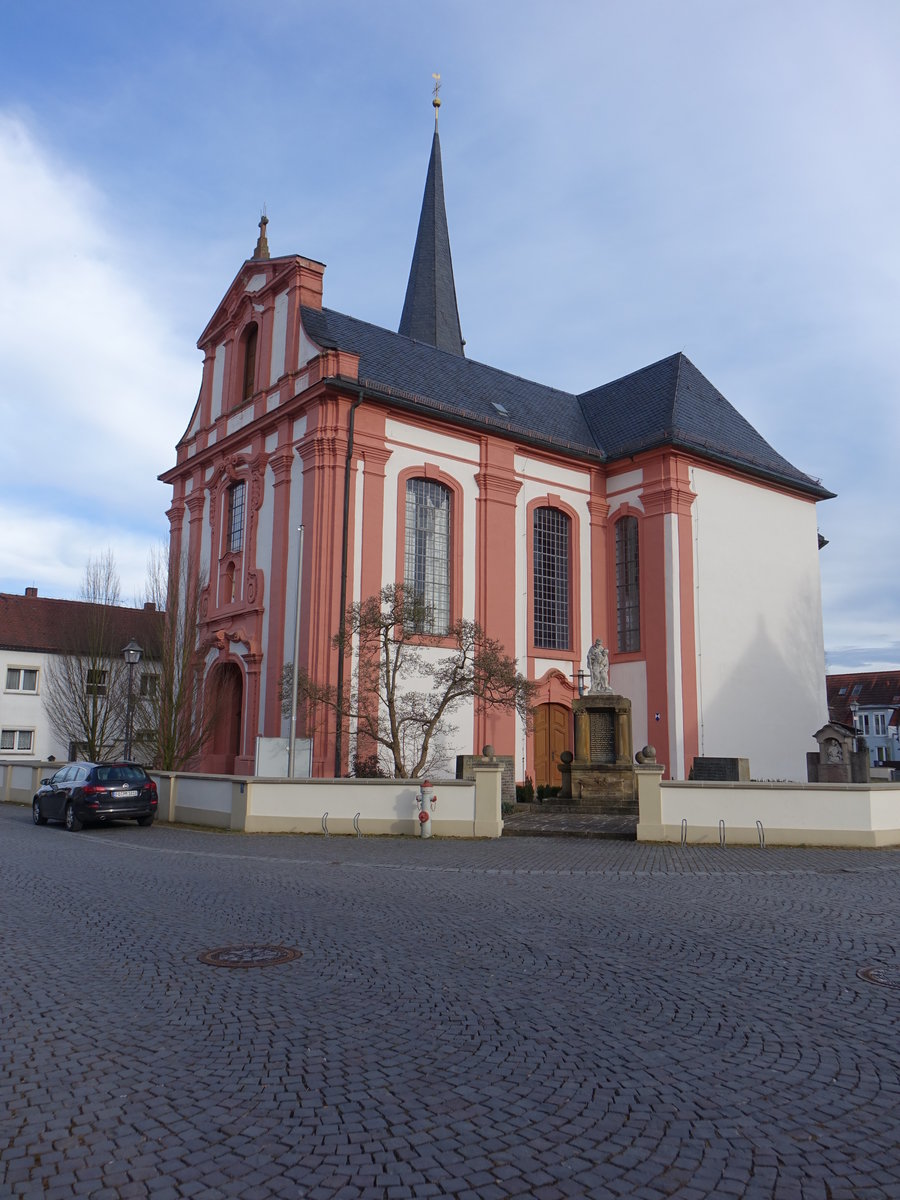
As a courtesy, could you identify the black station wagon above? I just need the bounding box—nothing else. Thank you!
[32,762,158,831]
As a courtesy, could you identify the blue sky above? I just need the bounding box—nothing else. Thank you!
[0,0,897,671]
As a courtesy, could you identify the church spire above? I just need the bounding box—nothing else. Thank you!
[398,78,465,356]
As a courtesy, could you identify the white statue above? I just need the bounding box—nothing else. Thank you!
[587,637,611,694]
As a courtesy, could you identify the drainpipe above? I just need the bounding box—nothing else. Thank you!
[334,387,364,776]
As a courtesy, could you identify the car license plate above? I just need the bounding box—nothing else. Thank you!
[116,790,138,799]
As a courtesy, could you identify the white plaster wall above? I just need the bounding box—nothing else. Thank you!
[270,290,289,385]
[691,467,828,781]
[0,650,66,760]
[198,491,211,589]
[606,467,644,517]
[611,659,649,753]
[659,782,900,834]
[210,344,226,422]
[226,407,255,437]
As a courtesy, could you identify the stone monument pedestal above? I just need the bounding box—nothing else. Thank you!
[569,693,638,814]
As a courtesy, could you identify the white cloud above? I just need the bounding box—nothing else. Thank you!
[0,114,196,581]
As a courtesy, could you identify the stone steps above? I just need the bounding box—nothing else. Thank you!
[514,801,639,817]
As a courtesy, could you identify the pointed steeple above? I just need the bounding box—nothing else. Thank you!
[398,83,465,356]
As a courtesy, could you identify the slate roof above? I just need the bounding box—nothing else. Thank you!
[302,306,597,455]
[300,306,831,498]
[827,672,900,726]
[0,593,161,658]
[398,129,465,356]
[578,353,830,494]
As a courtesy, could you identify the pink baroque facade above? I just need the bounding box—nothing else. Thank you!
[161,126,832,783]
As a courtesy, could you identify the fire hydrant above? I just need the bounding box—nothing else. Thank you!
[416,779,437,838]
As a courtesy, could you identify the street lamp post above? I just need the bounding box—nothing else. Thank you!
[122,639,143,761]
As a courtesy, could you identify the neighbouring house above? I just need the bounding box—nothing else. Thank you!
[827,672,900,766]
[0,588,161,762]
[160,104,832,783]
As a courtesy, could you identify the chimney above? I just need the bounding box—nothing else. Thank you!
[25,586,37,597]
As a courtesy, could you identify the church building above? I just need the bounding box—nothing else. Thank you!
[161,100,832,784]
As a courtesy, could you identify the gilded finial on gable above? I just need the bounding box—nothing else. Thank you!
[432,73,441,128]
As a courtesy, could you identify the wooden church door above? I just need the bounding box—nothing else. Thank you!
[534,703,570,788]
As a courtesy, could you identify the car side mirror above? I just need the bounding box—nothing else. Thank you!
[40,778,50,786]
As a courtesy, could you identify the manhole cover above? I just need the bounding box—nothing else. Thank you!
[197,944,301,969]
[857,965,900,990]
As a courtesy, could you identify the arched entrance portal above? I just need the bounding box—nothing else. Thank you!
[209,662,243,775]
[533,702,571,789]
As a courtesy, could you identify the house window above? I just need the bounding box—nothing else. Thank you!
[404,478,451,634]
[240,323,258,402]
[856,714,870,735]
[533,506,570,651]
[140,674,158,699]
[86,669,107,697]
[1,729,34,752]
[615,515,640,653]
[874,713,887,736]
[227,482,246,553]
[6,668,38,692]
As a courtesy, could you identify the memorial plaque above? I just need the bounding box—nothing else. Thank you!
[690,757,748,782]
[590,711,615,764]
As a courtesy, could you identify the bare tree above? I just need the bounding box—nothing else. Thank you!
[292,584,536,778]
[43,552,132,761]
[139,545,223,771]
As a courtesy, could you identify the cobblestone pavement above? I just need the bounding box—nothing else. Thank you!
[2,802,900,1200]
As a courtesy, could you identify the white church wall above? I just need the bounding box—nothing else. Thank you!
[210,343,226,422]
[606,467,644,516]
[611,659,649,754]
[270,290,289,385]
[690,466,827,781]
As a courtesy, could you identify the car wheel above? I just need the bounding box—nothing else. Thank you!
[136,815,154,827]
[32,799,47,826]
[64,803,82,832]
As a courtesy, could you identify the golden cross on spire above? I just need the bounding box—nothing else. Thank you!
[432,72,441,126]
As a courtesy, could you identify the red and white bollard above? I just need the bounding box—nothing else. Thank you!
[416,779,437,837]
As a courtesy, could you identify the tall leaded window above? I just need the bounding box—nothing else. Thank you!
[615,515,640,653]
[533,506,570,650]
[404,478,451,634]
[227,482,246,553]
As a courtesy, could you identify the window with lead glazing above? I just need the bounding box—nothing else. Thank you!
[404,478,451,635]
[227,482,246,553]
[615,515,640,653]
[533,506,570,650]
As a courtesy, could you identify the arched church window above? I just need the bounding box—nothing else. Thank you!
[615,514,640,652]
[240,323,258,403]
[404,478,451,634]
[533,506,570,650]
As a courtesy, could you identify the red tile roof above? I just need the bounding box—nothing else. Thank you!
[0,592,161,658]
[826,671,900,726]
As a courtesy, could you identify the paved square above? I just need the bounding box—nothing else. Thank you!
[2,802,899,1199]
